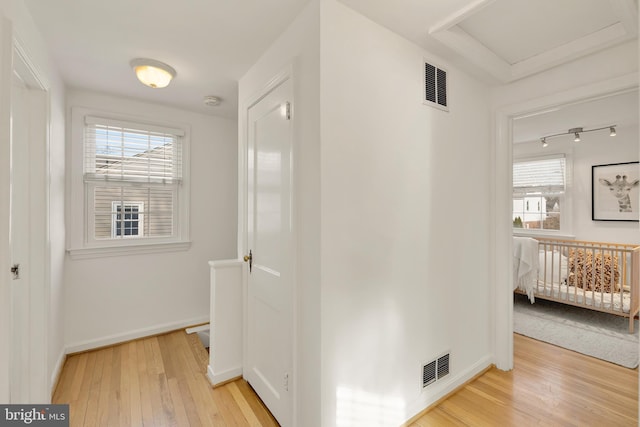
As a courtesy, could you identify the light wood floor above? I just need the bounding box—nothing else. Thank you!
[410,333,638,427]
[54,331,638,427]
[52,330,278,426]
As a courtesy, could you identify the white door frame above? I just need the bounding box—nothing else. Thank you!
[0,17,51,402]
[493,72,639,370]
[239,65,297,424]
[0,15,13,404]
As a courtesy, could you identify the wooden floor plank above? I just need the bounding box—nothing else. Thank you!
[95,347,113,427]
[135,339,155,427]
[80,348,105,427]
[167,377,191,427]
[125,341,143,427]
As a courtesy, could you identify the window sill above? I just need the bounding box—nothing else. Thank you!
[67,241,191,260]
[513,230,575,240]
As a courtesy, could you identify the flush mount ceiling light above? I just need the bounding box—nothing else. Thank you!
[130,58,176,89]
[540,125,617,147]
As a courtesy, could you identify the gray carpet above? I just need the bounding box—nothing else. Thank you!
[513,294,639,369]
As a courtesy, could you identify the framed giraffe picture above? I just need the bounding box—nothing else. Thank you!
[592,161,640,222]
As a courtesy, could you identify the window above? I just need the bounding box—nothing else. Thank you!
[111,202,144,238]
[513,156,565,231]
[69,108,190,258]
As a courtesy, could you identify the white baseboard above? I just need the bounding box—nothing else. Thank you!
[207,364,243,387]
[405,354,493,422]
[50,349,67,398]
[65,315,210,354]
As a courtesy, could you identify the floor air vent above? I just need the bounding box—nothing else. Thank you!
[422,352,450,389]
[423,61,448,111]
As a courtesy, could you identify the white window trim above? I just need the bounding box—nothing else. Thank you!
[68,107,191,259]
[512,150,573,237]
[111,201,144,238]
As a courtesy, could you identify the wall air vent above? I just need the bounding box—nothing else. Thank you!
[422,352,451,389]
[437,353,450,379]
[423,61,448,111]
[422,360,437,388]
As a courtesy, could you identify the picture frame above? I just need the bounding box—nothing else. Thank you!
[592,161,640,222]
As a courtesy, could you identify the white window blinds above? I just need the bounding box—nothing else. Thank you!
[513,156,566,196]
[84,116,183,183]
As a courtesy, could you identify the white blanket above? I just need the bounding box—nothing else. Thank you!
[513,237,539,302]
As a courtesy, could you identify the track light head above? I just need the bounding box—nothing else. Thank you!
[541,138,548,148]
[610,126,616,137]
[574,132,581,142]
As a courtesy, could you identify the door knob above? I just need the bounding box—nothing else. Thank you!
[244,250,253,273]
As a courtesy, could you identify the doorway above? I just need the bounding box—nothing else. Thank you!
[493,74,639,370]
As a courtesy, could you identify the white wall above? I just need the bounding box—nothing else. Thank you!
[320,1,492,424]
[238,1,321,424]
[573,123,640,244]
[0,0,66,398]
[514,123,640,245]
[64,89,237,351]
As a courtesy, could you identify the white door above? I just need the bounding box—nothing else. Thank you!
[0,20,11,402]
[1,40,49,403]
[9,70,31,403]
[245,77,293,426]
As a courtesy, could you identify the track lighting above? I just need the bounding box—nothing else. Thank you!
[540,125,616,148]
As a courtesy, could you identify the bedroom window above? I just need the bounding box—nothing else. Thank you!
[513,156,566,231]
[68,108,190,258]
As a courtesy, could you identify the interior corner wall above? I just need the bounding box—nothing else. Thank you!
[63,89,237,351]
[0,0,67,397]
[238,1,321,424]
[319,1,492,424]
[48,66,66,394]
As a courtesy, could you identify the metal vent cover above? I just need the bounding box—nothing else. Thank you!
[437,353,450,379]
[422,352,451,389]
[424,61,448,111]
[422,360,436,388]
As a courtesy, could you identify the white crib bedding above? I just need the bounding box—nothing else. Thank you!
[532,280,631,314]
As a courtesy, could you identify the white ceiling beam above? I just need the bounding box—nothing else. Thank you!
[429,0,497,33]
[430,25,512,82]
[609,0,638,36]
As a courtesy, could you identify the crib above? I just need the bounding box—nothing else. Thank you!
[514,237,640,333]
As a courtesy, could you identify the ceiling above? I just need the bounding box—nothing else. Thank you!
[512,89,639,144]
[340,0,638,83]
[24,0,638,119]
[23,0,311,118]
